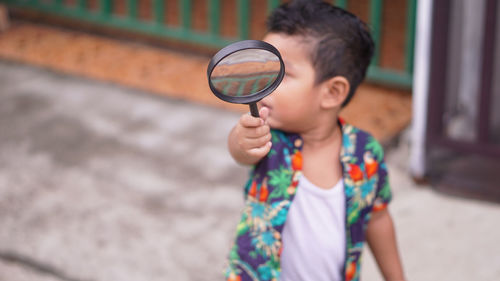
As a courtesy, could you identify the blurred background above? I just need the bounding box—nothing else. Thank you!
[0,0,498,280]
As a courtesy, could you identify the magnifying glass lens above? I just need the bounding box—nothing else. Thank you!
[210,49,281,98]
[207,40,285,117]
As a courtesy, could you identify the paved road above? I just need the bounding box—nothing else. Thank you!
[0,60,499,281]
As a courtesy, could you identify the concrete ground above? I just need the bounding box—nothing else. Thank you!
[0,60,499,281]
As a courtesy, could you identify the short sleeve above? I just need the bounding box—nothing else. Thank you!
[372,157,392,212]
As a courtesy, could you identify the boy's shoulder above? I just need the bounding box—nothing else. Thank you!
[340,120,386,163]
[342,120,380,143]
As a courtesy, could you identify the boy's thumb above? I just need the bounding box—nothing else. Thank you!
[259,107,269,123]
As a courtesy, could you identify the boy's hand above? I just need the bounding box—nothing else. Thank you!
[228,107,272,165]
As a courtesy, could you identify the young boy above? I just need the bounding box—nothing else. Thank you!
[225,1,405,281]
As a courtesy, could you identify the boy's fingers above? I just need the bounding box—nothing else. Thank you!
[247,142,272,158]
[245,125,270,139]
[241,113,264,128]
[241,133,271,149]
[259,107,269,123]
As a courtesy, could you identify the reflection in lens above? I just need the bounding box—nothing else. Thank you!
[210,49,281,97]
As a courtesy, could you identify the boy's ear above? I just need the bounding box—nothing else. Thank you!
[320,76,350,109]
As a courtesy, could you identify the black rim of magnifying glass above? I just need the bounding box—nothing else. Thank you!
[207,40,285,105]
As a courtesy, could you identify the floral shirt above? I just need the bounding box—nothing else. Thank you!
[225,119,392,281]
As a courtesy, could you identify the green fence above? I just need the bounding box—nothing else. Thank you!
[1,0,416,87]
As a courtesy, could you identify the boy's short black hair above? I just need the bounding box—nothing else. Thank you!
[267,0,374,106]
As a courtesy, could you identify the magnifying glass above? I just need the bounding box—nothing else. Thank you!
[207,40,285,117]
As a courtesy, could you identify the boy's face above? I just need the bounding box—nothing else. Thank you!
[259,33,323,132]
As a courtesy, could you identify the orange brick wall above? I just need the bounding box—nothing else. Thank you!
[57,0,408,72]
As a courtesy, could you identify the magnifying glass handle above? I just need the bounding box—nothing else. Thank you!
[249,102,260,118]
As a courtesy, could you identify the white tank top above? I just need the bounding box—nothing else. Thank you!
[280,176,346,281]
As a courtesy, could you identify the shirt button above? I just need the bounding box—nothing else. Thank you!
[294,139,302,148]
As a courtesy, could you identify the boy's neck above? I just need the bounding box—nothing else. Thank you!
[300,117,342,149]
[299,115,344,189]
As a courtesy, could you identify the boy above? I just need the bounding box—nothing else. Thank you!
[225,1,405,281]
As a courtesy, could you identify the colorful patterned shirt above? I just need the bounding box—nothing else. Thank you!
[225,119,392,281]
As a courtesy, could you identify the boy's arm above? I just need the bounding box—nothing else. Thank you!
[228,108,272,165]
[366,209,406,281]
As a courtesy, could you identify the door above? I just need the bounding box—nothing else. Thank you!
[426,0,500,202]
